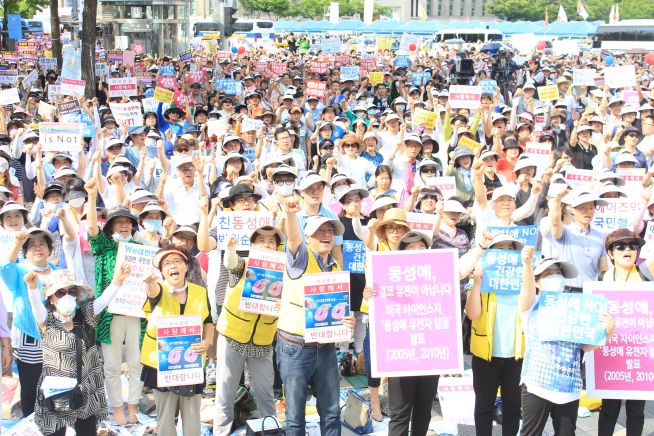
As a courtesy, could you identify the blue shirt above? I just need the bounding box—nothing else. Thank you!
[296,204,344,246]
[547,224,606,288]
[286,240,337,280]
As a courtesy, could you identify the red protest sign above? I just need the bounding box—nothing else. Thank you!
[270,62,287,77]
[156,76,178,90]
[310,60,329,74]
[188,70,206,84]
[306,80,327,98]
[173,89,194,107]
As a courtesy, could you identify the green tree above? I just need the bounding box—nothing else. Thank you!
[1,0,48,49]
[240,0,291,18]
[486,0,654,21]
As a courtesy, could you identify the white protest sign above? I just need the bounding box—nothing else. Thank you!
[0,87,20,104]
[406,212,435,239]
[2,413,43,436]
[564,168,593,190]
[141,97,159,114]
[525,142,552,176]
[22,69,38,89]
[214,211,274,249]
[572,68,597,86]
[38,101,56,119]
[591,198,639,232]
[640,221,654,259]
[60,77,86,97]
[207,119,226,138]
[616,168,645,199]
[604,65,636,89]
[39,122,83,152]
[108,77,138,98]
[109,102,143,127]
[552,40,579,56]
[38,57,58,70]
[241,117,264,133]
[109,242,160,317]
[399,33,420,51]
[448,85,482,109]
[426,176,456,199]
[437,376,475,425]
[95,62,109,77]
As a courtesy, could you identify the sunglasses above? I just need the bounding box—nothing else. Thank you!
[626,133,640,138]
[321,145,334,150]
[420,168,436,174]
[107,145,123,151]
[54,287,78,298]
[343,143,358,149]
[613,242,640,251]
[176,147,192,153]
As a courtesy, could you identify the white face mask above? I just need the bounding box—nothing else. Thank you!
[143,219,163,233]
[146,138,157,148]
[55,294,77,317]
[540,274,566,293]
[69,197,85,208]
[112,232,131,243]
[275,183,294,197]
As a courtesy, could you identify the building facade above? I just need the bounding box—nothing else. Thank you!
[379,0,493,20]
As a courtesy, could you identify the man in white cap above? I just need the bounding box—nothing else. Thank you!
[278,196,354,436]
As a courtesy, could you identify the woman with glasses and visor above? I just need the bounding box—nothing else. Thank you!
[140,246,214,436]
[596,229,651,436]
[25,266,131,435]
[519,247,615,435]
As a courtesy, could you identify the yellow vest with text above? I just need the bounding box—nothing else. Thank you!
[217,262,278,345]
[470,292,525,361]
[140,282,210,369]
[277,250,341,336]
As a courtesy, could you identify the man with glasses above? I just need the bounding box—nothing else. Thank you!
[159,155,207,226]
[262,165,298,213]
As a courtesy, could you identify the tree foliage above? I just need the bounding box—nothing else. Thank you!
[0,0,48,18]
[240,0,392,20]
[486,0,654,21]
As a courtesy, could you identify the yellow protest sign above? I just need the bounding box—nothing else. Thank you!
[376,38,393,52]
[458,135,482,151]
[154,87,174,104]
[413,108,437,129]
[537,85,559,101]
[369,72,383,85]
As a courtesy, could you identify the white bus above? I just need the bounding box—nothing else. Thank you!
[435,28,503,43]
[593,20,654,51]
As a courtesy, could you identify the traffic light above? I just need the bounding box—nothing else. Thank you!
[223,6,237,37]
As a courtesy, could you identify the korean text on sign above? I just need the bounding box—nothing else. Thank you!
[303,271,351,343]
[214,211,274,250]
[585,282,654,400]
[480,249,525,294]
[239,248,286,317]
[343,240,366,274]
[537,292,608,346]
[369,249,463,377]
[109,242,160,317]
[157,315,204,388]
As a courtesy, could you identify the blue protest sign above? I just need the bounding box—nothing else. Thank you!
[412,71,430,87]
[340,66,359,82]
[62,113,96,138]
[61,46,81,80]
[537,293,608,346]
[7,14,22,40]
[159,65,175,77]
[214,78,242,95]
[486,225,539,247]
[480,79,497,95]
[394,55,410,68]
[480,249,524,294]
[343,240,366,274]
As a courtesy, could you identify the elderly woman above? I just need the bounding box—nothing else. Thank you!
[141,245,214,436]
[26,266,130,435]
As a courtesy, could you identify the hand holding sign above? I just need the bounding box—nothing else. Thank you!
[113,262,132,286]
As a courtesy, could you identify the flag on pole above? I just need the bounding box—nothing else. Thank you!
[609,4,615,23]
[615,3,620,22]
[557,4,568,22]
[545,7,549,25]
[577,0,589,20]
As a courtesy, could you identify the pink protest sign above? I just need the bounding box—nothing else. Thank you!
[369,249,463,377]
[585,282,654,400]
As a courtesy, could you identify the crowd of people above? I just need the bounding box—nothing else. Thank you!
[0,31,651,435]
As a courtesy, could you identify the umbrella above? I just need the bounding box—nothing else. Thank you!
[626,48,648,55]
[480,42,512,54]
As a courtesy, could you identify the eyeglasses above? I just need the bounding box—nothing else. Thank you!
[234,196,254,205]
[176,147,192,153]
[274,180,294,186]
[420,168,437,174]
[343,143,358,149]
[178,166,195,173]
[108,145,123,151]
[385,225,405,233]
[613,242,640,251]
[54,287,79,298]
[162,258,186,268]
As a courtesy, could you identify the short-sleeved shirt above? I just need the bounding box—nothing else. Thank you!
[565,143,597,170]
[296,204,343,246]
[546,224,606,288]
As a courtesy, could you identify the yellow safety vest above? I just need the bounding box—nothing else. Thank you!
[141,282,210,369]
[470,292,524,361]
[217,262,278,345]
[277,249,341,336]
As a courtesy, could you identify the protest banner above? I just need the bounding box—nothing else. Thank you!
[95,63,109,77]
[188,70,206,84]
[142,97,159,114]
[172,90,193,108]
[615,168,645,199]
[524,142,551,175]
[412,108,437,129]
[412,71,430,86]
[306,80,327,98]
[108,242,159,317]
[394,55,410,68]
[61,46,81,80]
[107,49,123,62]
[585,282,654,400]
[319,38,341,54]
[369,249,463,377]
[537,292,608,346]
[303,271,351,343]
[39,122,82,152]
[131,43,144,54]
[109,102,143,127]
[156,75,178,90]
[214,211,274,249]
[343,240,366,274]
[122,50,135,67]
[179,49,193,63]
[622,90,639,106]
[426,176,455,199]
[154,87,174,104]
[406,212,435,238]
[95,49,106,62]
[340,66,359,82]
[448,85,481,109]
[38,101,56,120]
[486,225,539,247]
[38,57,57,70]
[159,65,175,77]
[0,87,19,104]
[239,248,285,317]
[270,62,287,77]
[60,77,85,97]
[437,376,475,426]
[22,69,38,90]
[399,33,420,51]
[480,249,530,294]
[241,117,264,133]
[376,38,393,51]
[604,65,637,89]
[564,167,593,189]
[479,79,497,95]
[57,99,81,116]
[134,72,151,84]
[1,50,18,63]
[207,119,226,138]
[108,77,138,98]
[215,50,231,59]
[214,78,242,95]
[368,71,383,85]
[309,60,329,74]
[2,413,42,436]
[0,70,18,86]
[537,84,559,101]
[572,68,597,86]
[157,315,204,387]
[359,57,376,73]
[458,135,482,151]
[334,53,351,65]
[592,198,639,232]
